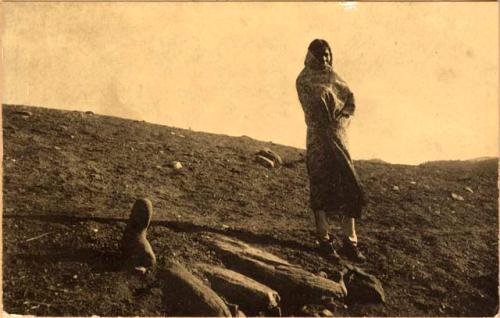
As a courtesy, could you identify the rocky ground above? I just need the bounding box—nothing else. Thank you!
[2,104,499,316]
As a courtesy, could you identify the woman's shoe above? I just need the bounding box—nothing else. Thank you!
[318,239,341,261]
[339,238,366,263]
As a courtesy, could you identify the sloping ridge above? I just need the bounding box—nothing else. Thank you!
[2,104,499,317]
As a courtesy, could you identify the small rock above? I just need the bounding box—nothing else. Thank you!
[85,111,94,115]
[256,148,283,166]
[321,296,347,310]
[317,271,328,279]
[465,186,474,193]
[54,146,61,150]
[410,181,417,185]
[221,224,230,230]
[134,266,147,274]
[321,309,334,317]
[299,304,323,317]
[171,161,183,170]
[227,303,239,317]
[73,275,78,279]
[92,228,98,233]
[70,135,75,139]
[256,155,274,169]
[392,186,400,191]
[451,193,464,201]
[343,264,385,304]
[155,165,162,169]
[14,110,33,117]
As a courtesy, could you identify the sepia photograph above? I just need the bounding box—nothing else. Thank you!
[2,1,499,317]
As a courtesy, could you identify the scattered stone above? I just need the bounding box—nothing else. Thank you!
[321,309,334,317]
[451,193,464,201]
[159,261,232,317]
[392,186,400,191]
[155,165,162,170]
[255,155,275,169]
[410,181,417,185]
[465,186,474,193]
[342,264,385,304]
[171,161,183,170]
[14,110,33,117]
[54,146,61,151]
[133,267,147,275]
[256,148,283,166]
[321,296,347,310]
[221,224,230,230]
[317,271,328,279]
[120,198,156,269]
[226,303,239,316]
[196,263,281,315]
[170,131,185,138]
[299,304,324,317]
[203,234,346,304]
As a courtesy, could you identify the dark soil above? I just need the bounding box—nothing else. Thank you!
[2,104,499,316]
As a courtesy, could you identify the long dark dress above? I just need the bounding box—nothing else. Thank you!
[296,51,367,218]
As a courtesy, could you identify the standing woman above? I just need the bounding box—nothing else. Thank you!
[296,39,367,262]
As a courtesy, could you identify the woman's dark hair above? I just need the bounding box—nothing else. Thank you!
[308,39,332,65]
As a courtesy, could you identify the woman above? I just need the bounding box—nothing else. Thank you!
[296,39,367,262]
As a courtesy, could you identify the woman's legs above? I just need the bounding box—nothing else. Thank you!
[341,217,358,245]
[339,217,366,262]
[314,209,330,241]
[314,209,341,260]
[314,211,358,244]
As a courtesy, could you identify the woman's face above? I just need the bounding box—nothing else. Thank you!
[322,48,332,66]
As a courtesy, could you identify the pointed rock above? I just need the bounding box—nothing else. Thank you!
[121,198,156,269]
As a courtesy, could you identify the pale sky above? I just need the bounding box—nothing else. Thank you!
[3,2,498,164]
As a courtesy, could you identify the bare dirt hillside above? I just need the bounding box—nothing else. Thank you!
[2,104,499,316]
